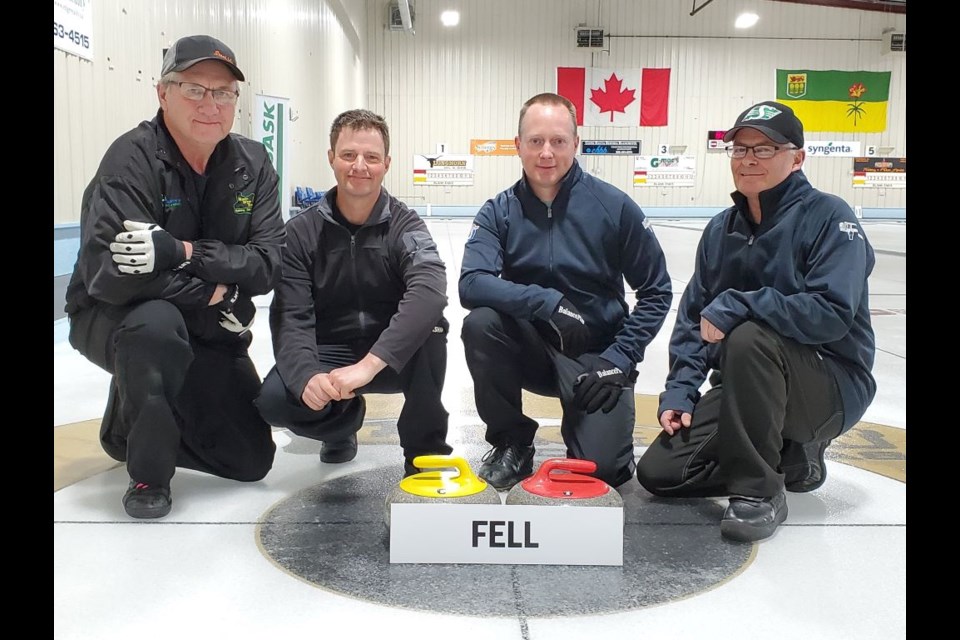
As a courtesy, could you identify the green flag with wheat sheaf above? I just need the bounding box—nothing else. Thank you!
[776,70,891,133]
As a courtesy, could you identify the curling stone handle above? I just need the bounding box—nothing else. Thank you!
[539,458,597,476]
[410,455,483,483]
[518,458,610,499]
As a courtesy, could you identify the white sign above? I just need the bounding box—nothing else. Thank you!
[390,503,623,565]
[54,0,93,61]
[853,157,906,189]
[254,94,293,219]
[805,141,863,157]
[413,154,475,186]
[853,174,905,188]
[634,156,696,187]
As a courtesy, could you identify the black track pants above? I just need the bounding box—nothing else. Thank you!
[637,321,844,498]
[68,300,275,487]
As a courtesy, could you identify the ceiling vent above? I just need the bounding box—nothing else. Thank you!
[881,29,906,54]
[388,0,415,32]
[576,27,605,50]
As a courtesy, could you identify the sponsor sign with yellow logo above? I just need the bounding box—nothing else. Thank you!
[470,139,517,156]
[852,157,906,188]
[413,154,475,186]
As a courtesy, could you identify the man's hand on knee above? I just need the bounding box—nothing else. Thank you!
[302,373,338,411]
[659,409,692,436]
[536,297,590,358]
[700,317,725,344]
[573,355,629,414]
[328,354,387,399]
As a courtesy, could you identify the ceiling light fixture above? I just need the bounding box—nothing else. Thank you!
[441,10,460,27]
[735,12,759,29]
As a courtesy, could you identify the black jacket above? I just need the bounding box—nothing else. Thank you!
[65,111,285,345]
[270,188,447,398]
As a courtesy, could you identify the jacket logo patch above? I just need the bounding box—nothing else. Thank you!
[234,192,255,215]
[162,196,182,212]
[468,223,479,240]
[838,221,861,240]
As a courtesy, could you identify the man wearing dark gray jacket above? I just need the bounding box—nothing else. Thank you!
[257,110,452,475]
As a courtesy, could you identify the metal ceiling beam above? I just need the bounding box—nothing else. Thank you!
[398,0,415,33]
[690,0,718,16]
[767,0,906,14]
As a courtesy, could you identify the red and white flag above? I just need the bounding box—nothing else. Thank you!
[557,67,671,127]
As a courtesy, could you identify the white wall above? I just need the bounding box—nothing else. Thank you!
[53,0,367,224]
[364,0,906,210]
[54,0,907,223]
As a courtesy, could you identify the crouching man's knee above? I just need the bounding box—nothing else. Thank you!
[636,460,675,496]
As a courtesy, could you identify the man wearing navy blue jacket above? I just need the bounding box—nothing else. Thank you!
[460,93,672,490]
[637,101,876,542]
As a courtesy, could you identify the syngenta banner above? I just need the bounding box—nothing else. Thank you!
[254,94,292,218]
[805,141,862,157]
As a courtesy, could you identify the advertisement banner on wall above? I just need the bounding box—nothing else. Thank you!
[581,140,642,155]
[413,154,475,186]
[707,130,727,150]
[805,141,863,157]
[254,94,292,217]
[852,157,906,188]
[634,156,696,187]
[470,139,517,156]
[54,0,94,61]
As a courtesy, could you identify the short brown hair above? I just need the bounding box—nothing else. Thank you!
[518,93,578,138]
[329,109,390,155]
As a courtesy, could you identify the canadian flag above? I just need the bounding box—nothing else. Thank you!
[557,67,671,127]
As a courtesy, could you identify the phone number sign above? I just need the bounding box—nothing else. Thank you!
[852,157,906,189]
[634,156,697,187]
[54,0,93,61]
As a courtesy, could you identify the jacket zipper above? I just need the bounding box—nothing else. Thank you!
[350,232,368,333]
[547,203,554,273]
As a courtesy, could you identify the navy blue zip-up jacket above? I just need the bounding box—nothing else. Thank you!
[270,188,447,399]
[660,170,876,432]
[459,160,672,373]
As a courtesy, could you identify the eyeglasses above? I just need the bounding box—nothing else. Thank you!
[726,144,797,159]
[170,81,239,106]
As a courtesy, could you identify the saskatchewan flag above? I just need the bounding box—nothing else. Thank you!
[776,69,891,133]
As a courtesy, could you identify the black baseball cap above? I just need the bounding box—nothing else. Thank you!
[723,101,804,148]
[161,35,244,81]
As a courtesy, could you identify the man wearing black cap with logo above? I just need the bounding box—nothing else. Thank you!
[65,35,285,519]
[636,101,876,542]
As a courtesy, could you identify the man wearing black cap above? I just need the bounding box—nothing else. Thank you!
[65,35,285,518]
[637,101,876,542]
